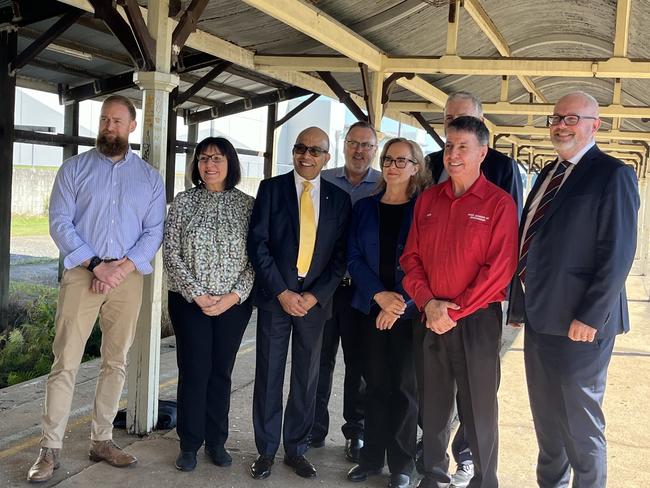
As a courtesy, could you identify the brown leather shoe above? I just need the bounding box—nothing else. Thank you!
[27,447,60,483]
[88,440,137,467]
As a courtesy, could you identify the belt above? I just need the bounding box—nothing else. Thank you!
[102,258,119,263]
[340,277,352,287]
[297,277,305,283]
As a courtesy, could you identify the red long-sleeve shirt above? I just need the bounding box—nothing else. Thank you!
[400,174,518,322]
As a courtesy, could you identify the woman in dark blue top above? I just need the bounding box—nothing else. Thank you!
[346,138,431,488]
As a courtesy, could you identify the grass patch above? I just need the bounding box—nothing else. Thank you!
[10,215,49,237]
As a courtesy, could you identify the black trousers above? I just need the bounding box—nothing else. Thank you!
[414,320,473,465]
[360,312,417,476]
[168,291,252,452]
[421,303,502,488]
[252,305,327,457]
[312,285,365,442]
[525,326,614,488]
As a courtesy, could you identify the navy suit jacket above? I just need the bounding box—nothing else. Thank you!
[347,193,417,319]
[427,147,523,218]
[247,171,351,317]
[508,145,639,337]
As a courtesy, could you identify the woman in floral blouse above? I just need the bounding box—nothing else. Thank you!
[164,136,254,472]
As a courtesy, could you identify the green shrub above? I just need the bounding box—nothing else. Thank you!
[0,282,102,388]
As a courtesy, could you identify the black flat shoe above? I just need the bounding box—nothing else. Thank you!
[284,454,317,478]
[206,445,232,467]
[347,464,382,482]
[175,450,197,471]
[389,473,410,488]
[250,455,274,479]
[345,438,363,463]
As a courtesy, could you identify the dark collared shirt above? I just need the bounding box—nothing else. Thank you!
[400,174,518,321]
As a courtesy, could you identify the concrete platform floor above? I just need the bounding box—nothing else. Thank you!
[1,276,648,487]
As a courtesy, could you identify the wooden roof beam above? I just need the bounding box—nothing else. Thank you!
[463,0,546,102]
[240,0,385,72]
[389,101,650,119]
[613,0,632,57]
[255,54,650,79]
[11,9,84,73]
[171,0,210,62]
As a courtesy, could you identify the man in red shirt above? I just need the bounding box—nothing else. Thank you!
[401,116,518,488]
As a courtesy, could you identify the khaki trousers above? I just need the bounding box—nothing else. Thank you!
[40,267,143,448]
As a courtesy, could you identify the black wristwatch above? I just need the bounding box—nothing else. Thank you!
[87,256,102,272]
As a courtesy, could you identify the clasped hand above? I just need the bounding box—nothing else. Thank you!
[373,291,406,330]
[424,299,460,334]
[90,258,131,294]
[277,290,318,317]
[195,293,239,316]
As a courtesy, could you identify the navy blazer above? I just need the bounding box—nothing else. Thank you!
[508,145,640,337]
[247,171,351,317]
[347,193,416,319]
[427,147,523,218]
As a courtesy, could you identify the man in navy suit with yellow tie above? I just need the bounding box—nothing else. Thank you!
[508,91,639,487]
[247,127,351,480]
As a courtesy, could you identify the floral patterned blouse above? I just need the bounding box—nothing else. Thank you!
[163,186,255,303]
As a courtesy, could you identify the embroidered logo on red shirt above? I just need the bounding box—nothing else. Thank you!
[468,213,489,222]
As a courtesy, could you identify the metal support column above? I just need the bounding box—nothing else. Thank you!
[185,123,198,189]
[264,103,276,179]
[59,102,79,281]
[127,0,180,435]
[0,29,17,332]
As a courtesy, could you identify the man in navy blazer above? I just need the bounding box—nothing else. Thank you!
[247,127,351,480]
[508,91,639,487]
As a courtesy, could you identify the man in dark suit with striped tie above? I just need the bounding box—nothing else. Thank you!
[508,91,639,487]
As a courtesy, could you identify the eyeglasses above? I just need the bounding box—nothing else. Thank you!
[198,153,227,163]
[345,140,376,151]
[547,114,598,127]
[381,156,417,168]
[293,144,328,157]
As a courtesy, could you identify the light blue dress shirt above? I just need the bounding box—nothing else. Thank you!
[49,147,166,274]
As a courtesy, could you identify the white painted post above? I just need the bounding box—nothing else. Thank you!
[127,0,179,435]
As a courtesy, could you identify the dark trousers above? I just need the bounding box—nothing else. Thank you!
[421,303,502,488]
[414,320,472,465]
[312,285,365,441]
[253,305,327,457]
[524,326,614,488]
[168,291,252,452]
[360,312,417,476]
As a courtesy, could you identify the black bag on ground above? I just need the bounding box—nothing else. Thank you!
[113,399,177,430]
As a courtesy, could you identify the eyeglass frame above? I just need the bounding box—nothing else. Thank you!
[381,156,418,168]
[292,144,329,157]
[547,114,599,127]
[198,153,227,163]
[344,139,376,151]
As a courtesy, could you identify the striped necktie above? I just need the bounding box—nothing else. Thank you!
[517,160,569,284]
[297,181,316,276]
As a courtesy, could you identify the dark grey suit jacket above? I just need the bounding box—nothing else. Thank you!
[247,170,351,317]
[507,145,639,337]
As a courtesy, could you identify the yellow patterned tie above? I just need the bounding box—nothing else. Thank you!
[297,180,316,276]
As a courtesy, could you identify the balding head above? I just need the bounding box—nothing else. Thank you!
[292,126,331,180]
[550,91,601,160]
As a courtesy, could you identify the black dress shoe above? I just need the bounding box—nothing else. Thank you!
[345,438,363,463]
[347,464,382,482]
[389,473,410,488]
[250,455,274,479]
[175,450,197,471]
[205,445,232,467]
[283,454,317,478]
